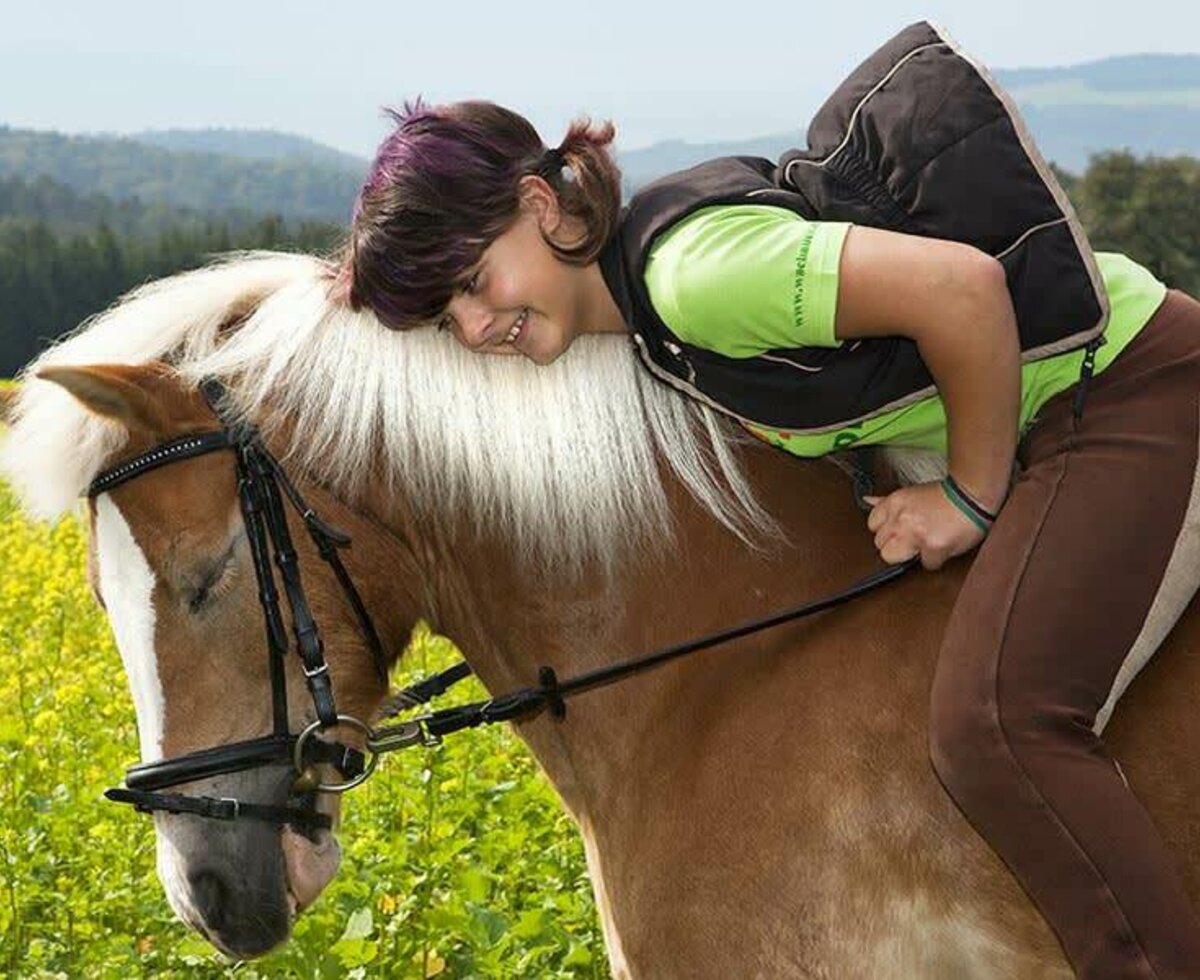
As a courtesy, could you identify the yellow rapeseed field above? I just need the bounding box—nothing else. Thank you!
[0,472,603,978]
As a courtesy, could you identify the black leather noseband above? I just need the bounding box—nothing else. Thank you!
[92,378,389,833]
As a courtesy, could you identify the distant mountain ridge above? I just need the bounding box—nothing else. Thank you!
[618,53,1200,183]
[0,125,361,224]
[996,53,1200,93]
[0,52,1197,221]
[129,128,367,173]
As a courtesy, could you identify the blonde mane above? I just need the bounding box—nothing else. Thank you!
[1,250,779,572]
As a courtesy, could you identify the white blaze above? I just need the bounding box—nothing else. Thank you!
[94,495,164,762]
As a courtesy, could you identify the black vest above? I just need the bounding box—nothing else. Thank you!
[599,21,1109,435]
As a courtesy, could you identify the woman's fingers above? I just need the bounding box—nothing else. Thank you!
[865,496,888,532]
[876,521,921,565]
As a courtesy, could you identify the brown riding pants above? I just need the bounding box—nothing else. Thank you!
[930,290,1200,979]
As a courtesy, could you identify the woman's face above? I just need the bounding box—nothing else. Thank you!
[439,181,586,365]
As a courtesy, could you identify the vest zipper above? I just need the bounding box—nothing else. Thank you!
[1072,335,1106,421]
[663,340,696,383]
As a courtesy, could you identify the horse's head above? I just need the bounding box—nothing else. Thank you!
[33,362,413,957]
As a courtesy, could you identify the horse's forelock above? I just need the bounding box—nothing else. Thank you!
[0,252,319,519]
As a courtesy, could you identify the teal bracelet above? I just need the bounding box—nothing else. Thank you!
[941,478,993,535]
[944,473,1001,522]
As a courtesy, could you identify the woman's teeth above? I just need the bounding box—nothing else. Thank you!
[506,309,529,344]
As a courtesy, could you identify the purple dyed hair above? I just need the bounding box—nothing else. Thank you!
[340,99,622,329]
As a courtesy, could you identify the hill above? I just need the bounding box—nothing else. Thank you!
[618,54,1200,184]
[0,126,362,224]
[128,128,366,173]
[996,53,1200,98]
[1,53,1198,215]
[0,172,289,241]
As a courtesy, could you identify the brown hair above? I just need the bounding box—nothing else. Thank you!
[339,100,623,329]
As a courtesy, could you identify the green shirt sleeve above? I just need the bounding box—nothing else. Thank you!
[643,204,851,356]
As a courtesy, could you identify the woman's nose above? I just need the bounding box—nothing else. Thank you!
[448,296,494,349]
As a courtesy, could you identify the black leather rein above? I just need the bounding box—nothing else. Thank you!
[88,376,917,833]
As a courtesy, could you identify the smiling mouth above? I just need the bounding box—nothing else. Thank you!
[504,308,530,344]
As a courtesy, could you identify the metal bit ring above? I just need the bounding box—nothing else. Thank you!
[293,714,378,793]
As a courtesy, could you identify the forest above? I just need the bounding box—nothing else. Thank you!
[1,150,1197,379]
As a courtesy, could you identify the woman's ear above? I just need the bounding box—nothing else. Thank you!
[517,175,563,235]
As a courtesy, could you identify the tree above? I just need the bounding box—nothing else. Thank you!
[1073,151,1200,294]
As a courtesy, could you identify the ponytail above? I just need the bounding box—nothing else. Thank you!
[548,117,622,265]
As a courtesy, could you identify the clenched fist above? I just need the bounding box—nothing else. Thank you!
[863,481,989,570]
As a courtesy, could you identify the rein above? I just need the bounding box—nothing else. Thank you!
[364,556,918,753]
[92,377,917,831]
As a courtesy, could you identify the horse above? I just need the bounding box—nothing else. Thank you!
[4,251,1200,978]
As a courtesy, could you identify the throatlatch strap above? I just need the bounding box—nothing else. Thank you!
[379,661,475,717]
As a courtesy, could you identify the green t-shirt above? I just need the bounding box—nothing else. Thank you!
[644,204,1168,457]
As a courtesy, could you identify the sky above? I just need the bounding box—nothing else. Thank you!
[4,1,1199,157]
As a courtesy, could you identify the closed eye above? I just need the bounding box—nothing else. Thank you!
[437,270,482,334]
[186,549,237,614]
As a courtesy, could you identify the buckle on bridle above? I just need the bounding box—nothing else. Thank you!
[367,720,441,753]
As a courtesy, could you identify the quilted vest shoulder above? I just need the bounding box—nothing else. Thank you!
[599,20,1107,434]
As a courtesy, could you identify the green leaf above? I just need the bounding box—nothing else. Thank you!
[339,906,374,942]
[564,941,594,966]
[460,866,490,903]
[331,937,379,969]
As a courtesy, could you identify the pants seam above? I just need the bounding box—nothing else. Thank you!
[987,430,1163,978]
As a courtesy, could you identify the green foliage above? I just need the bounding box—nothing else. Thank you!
[1073,151,1200,296]
[129,129,366,174]
[0,483,606,977]
[0,212,344,378]
[2,151,1198,382]
[0,172,294,241]
[0,126,361,223]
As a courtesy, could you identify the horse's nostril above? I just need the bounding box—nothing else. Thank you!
[189,869,230,932]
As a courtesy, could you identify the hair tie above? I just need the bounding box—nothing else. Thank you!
[537,147,568,180]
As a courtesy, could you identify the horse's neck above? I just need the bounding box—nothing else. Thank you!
[406,442,884,818]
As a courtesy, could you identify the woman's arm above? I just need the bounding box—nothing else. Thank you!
[835,226,1021,566]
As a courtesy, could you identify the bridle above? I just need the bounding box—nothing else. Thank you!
[93,377,918,835]
[96,379,395,834]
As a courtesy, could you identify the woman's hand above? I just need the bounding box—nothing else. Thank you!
[863,482,987,570]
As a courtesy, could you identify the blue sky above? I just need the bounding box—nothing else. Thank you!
[4,1,1198,155]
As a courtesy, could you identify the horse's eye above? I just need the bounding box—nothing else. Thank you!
[186,554,235,614]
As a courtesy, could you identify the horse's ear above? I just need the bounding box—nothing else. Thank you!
[36,365,168,435]
[0,384,15,424]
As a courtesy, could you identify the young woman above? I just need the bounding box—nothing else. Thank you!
[339,35,1200,979]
